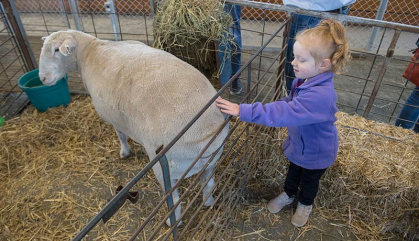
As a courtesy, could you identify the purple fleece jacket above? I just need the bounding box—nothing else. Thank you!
[239,71,338,169]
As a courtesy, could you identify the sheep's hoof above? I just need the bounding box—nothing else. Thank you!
[120,150,131,159]
[203,195,215,207]
[166,218,182,227]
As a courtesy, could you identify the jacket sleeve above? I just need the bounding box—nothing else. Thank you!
[239,88,334,127]
[279,95,291,102]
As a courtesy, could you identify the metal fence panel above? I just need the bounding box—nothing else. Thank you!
[0,1,32,120]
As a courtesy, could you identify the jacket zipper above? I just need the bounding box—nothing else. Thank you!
[301,135,305,155]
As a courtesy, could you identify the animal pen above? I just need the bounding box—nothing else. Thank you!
[0,0,418,240]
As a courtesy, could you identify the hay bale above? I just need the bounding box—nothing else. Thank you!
[252,112,419,240]
[153,0,233,81]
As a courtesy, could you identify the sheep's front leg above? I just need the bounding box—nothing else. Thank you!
[114,127,131,159]
[201,164,215,206]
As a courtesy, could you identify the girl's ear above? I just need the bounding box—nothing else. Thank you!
[320,59,332,71]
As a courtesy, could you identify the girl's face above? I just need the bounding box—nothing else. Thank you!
[291,41,325,80]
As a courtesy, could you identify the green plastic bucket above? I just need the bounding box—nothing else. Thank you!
[18,69,71,112]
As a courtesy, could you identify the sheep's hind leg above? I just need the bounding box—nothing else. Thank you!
[114,127,131,159]
[155,173,182,227]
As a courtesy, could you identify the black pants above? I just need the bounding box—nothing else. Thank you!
[284,162,327,206]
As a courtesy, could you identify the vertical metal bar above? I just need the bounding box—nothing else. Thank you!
[88,0,98,37]
[148,0,155,16]
[104,0,121,41]
[275,17,290,100]
[144,14,150,45]
[69,0,83,31]
[365,0,389,51]
[246,62,251,103]
[389,80,409,123]
[363,29,401,118]
[35,0,51,35]
[355,27,387,113]
[256,9,267,97]
[59,0,71,29]
[242,62,251,196]
[2,0,37,70]
[156,147,178,241]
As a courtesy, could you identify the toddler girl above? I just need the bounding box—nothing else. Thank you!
[215,19,350,227]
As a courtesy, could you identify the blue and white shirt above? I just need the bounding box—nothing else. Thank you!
[283,0,356,12]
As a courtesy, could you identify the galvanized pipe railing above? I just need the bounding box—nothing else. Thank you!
[226,0,419,33]
[1,0,37,70]
[363,29,401,118]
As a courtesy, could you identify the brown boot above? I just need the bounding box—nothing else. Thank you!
[291,202,312,227]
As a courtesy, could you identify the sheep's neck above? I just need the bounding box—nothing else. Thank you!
[70,31,96,93]
[72,31,96,67]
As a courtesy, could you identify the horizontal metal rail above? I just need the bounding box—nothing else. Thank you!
[0,55,23,76]
[0,36,14,47]
[0,26,8,33]
[0,45,18,60]
[0,65,24,90]
[226,0,419,33]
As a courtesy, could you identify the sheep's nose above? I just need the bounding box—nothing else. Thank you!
[40,76,46,83]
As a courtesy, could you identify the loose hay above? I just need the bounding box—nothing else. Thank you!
[1,95,418,240]
[0,96,172,240]
[251,112,419,240]
[0,95,246,240]
[153,0,233,82]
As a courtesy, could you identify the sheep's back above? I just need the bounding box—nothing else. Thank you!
[81,40,228,160]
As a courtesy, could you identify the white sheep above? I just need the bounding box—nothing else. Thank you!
[38,30,229,226]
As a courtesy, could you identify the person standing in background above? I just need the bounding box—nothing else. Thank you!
[283,0,355,93]
[218,4,243,95]
[395,37,419,133]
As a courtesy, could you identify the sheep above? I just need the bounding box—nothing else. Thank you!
[38,30,229,227]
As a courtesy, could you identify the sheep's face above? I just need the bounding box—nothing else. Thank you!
[39,32,76,86]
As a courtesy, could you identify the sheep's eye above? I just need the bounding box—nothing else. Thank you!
[54,48,59,53]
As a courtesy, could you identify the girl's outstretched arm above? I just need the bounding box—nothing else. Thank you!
[215,97,240,116]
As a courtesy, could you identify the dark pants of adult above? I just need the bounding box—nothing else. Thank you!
[285,7,350,93]
[284,162,327,206]
[395,86,419,133]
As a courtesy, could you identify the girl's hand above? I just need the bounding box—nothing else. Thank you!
[215,97,240,117]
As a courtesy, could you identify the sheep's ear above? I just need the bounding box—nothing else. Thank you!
[58,38,76,56]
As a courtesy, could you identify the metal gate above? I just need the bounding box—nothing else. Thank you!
[0,0,37,121]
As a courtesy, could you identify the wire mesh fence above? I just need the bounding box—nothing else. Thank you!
[0,2,30,120]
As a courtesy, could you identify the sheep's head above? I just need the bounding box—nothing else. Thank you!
[39,31,76,86]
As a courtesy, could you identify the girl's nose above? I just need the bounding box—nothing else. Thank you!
[291,59,296,66]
